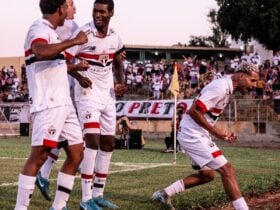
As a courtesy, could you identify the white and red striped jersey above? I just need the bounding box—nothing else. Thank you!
[56,19,79,41]
[24,19,72,113]
[180,76,233,136]
[66,21,124,104]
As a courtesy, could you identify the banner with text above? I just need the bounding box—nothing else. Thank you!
[116,99,193,119]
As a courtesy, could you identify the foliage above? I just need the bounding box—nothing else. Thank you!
[188,9,230,48]
[216,0,280,50]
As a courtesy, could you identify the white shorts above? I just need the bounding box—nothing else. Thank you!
[178,127,227,170]
[76,101,116,136]
[31,105,83,148]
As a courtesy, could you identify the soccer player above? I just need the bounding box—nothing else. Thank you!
[152,62,259,210]
[65,0,126,209]
[14,0,88,210]
[34,0,88,201]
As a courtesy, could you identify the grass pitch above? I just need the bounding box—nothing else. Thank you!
[0,137,280,210]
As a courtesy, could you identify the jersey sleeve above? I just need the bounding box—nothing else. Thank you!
[195,80,226,113]
[65,27,83,60]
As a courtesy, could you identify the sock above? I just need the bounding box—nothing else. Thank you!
[15,174,36,210]
[40,148,61,179]
[92,150,112,198]
[232,197,248,210]
[164,179,185,197]
[81,148,97,202]
[52,172,75,209]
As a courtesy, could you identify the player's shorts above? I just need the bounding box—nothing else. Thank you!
[76,100,116,136]
[31,105,83,148]
[178,118,227,170]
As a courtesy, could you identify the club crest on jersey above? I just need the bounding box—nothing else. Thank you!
[48,126,56,136]
[99,54,109,66]
[85,111,91,119]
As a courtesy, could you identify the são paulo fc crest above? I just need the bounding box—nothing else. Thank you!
[85,111,91,120]
[99,54,109,66]
[48,126,56,136]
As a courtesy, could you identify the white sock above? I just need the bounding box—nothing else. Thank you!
[40,148,61,179]
[52,172,75,209]
[81,148,97,202]
[92,150,112,198]
[164,179,185,197]
[232,197,248,210]
[15,174,36,210]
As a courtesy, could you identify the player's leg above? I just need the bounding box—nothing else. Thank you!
[15,109,61,210]
[36,147,61,201]
[15,146,51,210]
[50,106,84,210]
[77,101,101,210]
[92,104,119,209]
[216,163,248,210]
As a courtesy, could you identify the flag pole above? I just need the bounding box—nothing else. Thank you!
[168,65,179,164]
[173,96,177,164]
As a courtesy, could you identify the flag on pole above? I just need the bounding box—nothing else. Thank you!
[168,66,179,96]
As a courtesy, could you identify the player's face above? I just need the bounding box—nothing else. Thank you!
[92,3,113,29]
[66,0,76,20]
[57,3,68,26]
[237,71,259,94]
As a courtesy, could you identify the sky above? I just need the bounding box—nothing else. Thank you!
[0,0,218,57]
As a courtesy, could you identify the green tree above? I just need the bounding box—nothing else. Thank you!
[216,0,280,50]
[188,9,230,47]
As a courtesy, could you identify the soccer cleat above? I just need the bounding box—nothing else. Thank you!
[93,196,119,209]
[79,198,103,210]
[35,171,51,201]
[152,190,175,209]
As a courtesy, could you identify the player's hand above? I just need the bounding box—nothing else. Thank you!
[73,31,88,45]
[78,76,92,88]
[76,60,89,71]
[115,83,127,97]
[120,51,126,61]
[225,133,237,143]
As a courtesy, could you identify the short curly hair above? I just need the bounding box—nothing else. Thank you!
[235,62,259,74]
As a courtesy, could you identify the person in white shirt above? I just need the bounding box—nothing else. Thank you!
[14,0,88,209]
[65,0,126,209]
[34,0,87,202]
[153,62,259,210]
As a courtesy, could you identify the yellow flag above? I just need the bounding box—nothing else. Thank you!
[168,66,179,96]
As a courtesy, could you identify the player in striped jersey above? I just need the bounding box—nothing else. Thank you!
[66,0,126,209]
[152,62,259,210]
[15,0,88,210]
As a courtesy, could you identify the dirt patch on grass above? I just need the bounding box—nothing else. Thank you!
[215,188,280,210]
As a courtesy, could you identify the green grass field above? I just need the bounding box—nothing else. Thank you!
[0,137,280,210]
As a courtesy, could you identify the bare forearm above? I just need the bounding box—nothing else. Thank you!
[32,39,78,60]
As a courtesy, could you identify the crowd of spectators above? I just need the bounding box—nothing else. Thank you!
[1,51,279,103]
[0,64,28,102]
[122,51,280,101]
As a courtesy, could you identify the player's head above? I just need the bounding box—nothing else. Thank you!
[234,62,259,95]
[93,0,114,29]
[40,0,68,27]
[40,0,66,14]
[94,0,114,12]
[65,0,76,20]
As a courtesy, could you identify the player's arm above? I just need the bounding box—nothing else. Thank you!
[113,49,126,96]
[188,100,236,142]
[67,59,92,88]
[32,31,88,60]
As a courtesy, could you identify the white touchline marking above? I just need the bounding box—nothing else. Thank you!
[0,162,174,187]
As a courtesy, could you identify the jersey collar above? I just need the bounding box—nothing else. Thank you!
[90,21,114,37]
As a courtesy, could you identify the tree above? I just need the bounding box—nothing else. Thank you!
[216,0,280,51]
[188,9,230,48]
